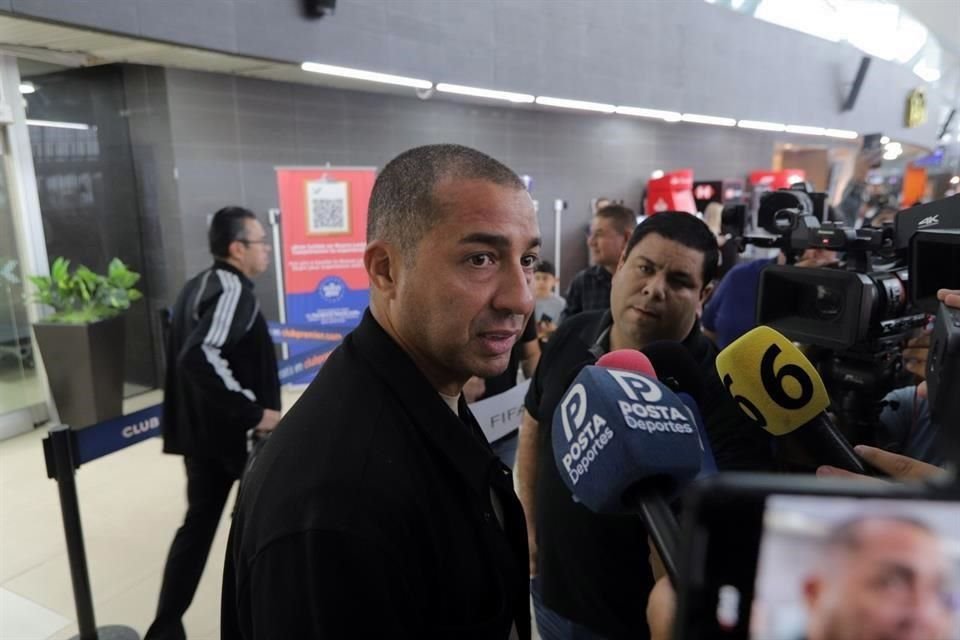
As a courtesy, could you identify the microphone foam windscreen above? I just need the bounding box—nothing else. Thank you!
[641,340,705,406]
[596,349,657,378]
[552,365,702,513]
[715,326,830,435]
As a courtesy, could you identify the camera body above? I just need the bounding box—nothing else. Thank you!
[752,194,960,352]
[738,193,960,442]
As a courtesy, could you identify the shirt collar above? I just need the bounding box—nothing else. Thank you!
[350,309,502,500]
[588,310,705,359]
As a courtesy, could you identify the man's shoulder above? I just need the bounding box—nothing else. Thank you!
[552,310,605,349]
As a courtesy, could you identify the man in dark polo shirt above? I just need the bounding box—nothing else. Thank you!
[560,204,637,322]
[222,144,540,638]
[516,212,773,640]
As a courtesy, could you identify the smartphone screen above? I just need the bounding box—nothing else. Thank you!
[751,494,960,640]
[674,476,960,640]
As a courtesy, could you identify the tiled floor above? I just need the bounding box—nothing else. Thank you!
[0,389,302,640]
[1,387,542,640]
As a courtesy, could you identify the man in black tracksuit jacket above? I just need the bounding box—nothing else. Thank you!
[146,207,280,640]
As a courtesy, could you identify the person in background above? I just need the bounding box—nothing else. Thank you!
[702,201,738,283]
[837,148,884,228]
[533,260,565,344]
[147,206,281,640]
[560,204,637,322]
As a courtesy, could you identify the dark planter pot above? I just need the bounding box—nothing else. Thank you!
[33,315,126,429]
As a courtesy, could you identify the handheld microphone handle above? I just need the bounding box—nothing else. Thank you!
[624,487,680,585]
[795,414,867,475]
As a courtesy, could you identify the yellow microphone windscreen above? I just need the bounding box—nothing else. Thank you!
[715,326,830,435]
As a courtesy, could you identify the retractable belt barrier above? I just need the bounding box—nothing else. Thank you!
[41,405,162,640]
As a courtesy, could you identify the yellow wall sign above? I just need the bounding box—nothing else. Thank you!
[906,88,926,128]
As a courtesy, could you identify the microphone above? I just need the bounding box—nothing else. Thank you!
[551,363,702,583]
[596,350,657,377]
[641,341,717,475]
[641,341,705,406]
[715,326,868,474]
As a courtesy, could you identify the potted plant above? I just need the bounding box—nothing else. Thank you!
[30,257,142,429]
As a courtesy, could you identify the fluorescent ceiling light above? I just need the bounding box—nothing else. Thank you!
[435,83,534,103]
[26,119,90,130]
[950,176,959,185]
[738,119,786,132]
[301,61,432,89]
[535,96,616,114]
[825,128,858,139]
[786,124,826,136]
[681,113,736,127]
[880,136,890,145]
[19,82,35,94]
[615,106,682,122]
[912,61,941,83]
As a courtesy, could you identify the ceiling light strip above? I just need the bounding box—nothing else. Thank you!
[681,113,737,127]
[301,61,432,89]
[615,106,682,122]
[535,96,617,113]
[26,119,91,130]
[435,83,534,103]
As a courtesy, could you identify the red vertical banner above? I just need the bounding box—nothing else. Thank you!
[274,167,376,383]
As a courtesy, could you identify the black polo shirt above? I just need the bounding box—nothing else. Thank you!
[560,264,613,322]
[523,310,772,639]
[222,310,530,639]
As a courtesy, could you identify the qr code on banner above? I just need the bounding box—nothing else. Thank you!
[310,198,345,231]
[306,180,350,234]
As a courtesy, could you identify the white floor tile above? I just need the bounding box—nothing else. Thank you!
[0,587,70,640]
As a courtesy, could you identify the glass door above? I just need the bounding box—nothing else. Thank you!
[0,128,45,436]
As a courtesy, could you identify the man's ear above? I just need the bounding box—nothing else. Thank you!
[365,240,400,298]
[227,239,244,262]
[698,281,714,315]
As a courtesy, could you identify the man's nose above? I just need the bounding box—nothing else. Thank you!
[642,272,666,299]
[493,262,534,316]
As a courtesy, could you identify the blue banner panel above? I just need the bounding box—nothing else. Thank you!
[267,322,351,346]
[72,403,163,467]
[277,344,338,384]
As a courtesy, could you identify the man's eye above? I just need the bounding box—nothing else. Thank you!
[469,254,494,267]
[521,255,538,268]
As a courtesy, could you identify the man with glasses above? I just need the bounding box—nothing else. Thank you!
[146,206,281,640]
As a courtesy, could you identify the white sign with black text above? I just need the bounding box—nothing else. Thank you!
[469,379,531,444]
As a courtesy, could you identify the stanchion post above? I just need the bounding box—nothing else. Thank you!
[46,424,98,640]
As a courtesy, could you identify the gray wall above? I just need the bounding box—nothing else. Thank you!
[2,0,949,146]
[156,66,787,305]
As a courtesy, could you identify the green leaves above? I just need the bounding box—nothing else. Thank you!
[30,257,143,324]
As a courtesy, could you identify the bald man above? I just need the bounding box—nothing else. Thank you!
[802,516,956,640]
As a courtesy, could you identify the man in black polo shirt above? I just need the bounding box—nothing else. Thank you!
[222,144,539,638]
[560,204,637,322]
[516,212,772,639]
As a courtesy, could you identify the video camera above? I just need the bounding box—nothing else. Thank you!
[737,190,960,441]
